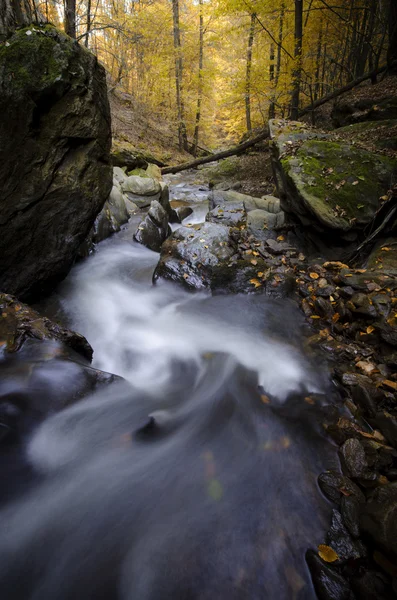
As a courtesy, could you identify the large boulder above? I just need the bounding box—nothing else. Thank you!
[121,175,161,197]
[270,119,397,253]
[110,143,164,170]
[0,25,112,300]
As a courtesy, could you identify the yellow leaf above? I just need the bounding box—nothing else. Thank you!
[249,278,262,288]
[304,396,315,405]
[381,247,391,252]
[345,274,353,277]
[310,272,319,279]
[310,315,321,319]
[382,380,397,391]
[251,259,258,266]
[366,325,375,334]
[257,271,264,278]
[260,394,270,404]
[277,235,285,241]
[252,251,259,256]
[318,545,339,563]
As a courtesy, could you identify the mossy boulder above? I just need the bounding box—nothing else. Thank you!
[336,119,397,152]
[270,119,397,253]
[0,25,112,300]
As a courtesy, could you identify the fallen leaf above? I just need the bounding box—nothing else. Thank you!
[344,274,353,277]
[381,247,391,252]
[251,259,258,266]
[261,394,270,404]
[352,181,359,186]
[318,545,339,563]
[310,315,321,319]
[310,273,319,280]
[366,325,375,334]
[277,235,285,241]
[382,380,397,391]
[356,360,376,375]
[332,313,340,323]
[183,273,189,279]
[249,278,262,288]
[252,251,259,257]
[304,396,315,405]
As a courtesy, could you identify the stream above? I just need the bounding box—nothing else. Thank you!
[0,173,341,599]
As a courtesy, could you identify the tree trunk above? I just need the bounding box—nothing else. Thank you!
[172,0,188,152]
[64,0,76,39]
[388,0,397,72]
[84,0,91,47]
[192,0,204,157]
[245,12,255,134]
[0,0,33,40]
[290,0,303,120]
[314,18,323,101]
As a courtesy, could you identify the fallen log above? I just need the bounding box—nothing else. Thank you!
[162,61,394,175]
[161,127,270,175]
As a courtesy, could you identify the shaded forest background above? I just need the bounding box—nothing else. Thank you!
[2,0,397,154]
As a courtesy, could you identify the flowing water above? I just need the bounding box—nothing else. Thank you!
[0,174,340,599]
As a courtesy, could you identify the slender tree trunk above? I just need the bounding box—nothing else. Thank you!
[268,43,275,118]
[245,12,256,134]
[388,0,397,72]
[171,0,188,152]
[64,0,76,39]
[84,0,91,47]
[192,0,204,157]
[314,19,323,101]
[290,0,303,120]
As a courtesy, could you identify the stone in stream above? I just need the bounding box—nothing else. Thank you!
[326,509,364,561]
[0,25,112,301]
[121,175,161,197]
[134,200,170,252]
[153,221,295,295]
[306,550,354,600]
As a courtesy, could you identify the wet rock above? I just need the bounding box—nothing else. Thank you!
[318,470,365,504]
[306,550,355,600]
[0,293,92,362]
[206,201,246,227]
[341,496,361,538]
[175,206,193,222]
[361,482,397,555]
[0,25,112,300]
[326,509,364,560]
[340,438,368,479]
[121,175,161,197]
[134,201,169,252]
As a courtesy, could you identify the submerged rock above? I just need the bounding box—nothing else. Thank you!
[0,25,112,300]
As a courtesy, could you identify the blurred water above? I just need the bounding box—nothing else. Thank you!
[0,203,339,599]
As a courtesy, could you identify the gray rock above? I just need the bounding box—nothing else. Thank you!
[306,550,354,600]
[134,200,169,252]
[318,470,365,504]
[113,167,128,186]
[0,25,112,300]
[206,201,246,228]
[175,206,193,222]
[108,186,129,226]
[124,192,160,209]
[326,509,364,560]
[247,209,284,238]
[124,198,139,215]
[121,175,161,196]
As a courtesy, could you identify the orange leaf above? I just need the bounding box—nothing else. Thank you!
[332,313,340,322]
[382,380,397,391]
[310,272,319,279]
[261,394,270,404]
[366,325,375,334]
[277,235,285,241]
[318,545,339,563]
[249,278,262,288]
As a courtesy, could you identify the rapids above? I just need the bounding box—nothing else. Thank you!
[0,175,340,599]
